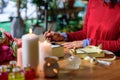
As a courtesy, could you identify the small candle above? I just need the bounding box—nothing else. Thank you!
[17,48,22,68]
[44,56,59,78]
[22,28,39,70]
[39,40,52,71]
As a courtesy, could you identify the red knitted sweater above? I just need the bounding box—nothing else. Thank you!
[67,0,120,53]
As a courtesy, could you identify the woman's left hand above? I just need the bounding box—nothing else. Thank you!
[62,41,83,49]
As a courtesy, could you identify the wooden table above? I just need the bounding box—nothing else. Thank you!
[35,48,120,80]
[1,42,119,80]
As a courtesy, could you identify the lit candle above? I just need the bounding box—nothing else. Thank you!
[43,56,59,78]
[39,40,52,71]
[22,28,39,70]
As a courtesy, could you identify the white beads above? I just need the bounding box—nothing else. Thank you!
[90,57,98,65]
[84,56,98,65]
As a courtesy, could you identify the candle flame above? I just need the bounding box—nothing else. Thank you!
[53,68,58,74]
[44,40,47,44]
[29,28,32,34]
[47,63,51,66]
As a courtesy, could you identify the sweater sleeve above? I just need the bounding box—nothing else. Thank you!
[90,36,120,53]
[67,0,92,41]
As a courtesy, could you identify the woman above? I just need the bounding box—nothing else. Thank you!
[44,0,120,56]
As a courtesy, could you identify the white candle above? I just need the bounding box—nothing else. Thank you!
[22,28,39,70]
[39,40,52,71]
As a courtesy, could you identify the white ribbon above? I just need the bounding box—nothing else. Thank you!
[101,50,116,61]
[84,50,116,66]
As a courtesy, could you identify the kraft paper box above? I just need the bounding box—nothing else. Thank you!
[70,46,105,58]
[51,43,64,57]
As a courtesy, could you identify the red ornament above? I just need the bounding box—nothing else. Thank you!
[24,66,35,80]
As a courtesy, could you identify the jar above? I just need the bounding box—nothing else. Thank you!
[23,64,35,80]
[9,61,17,68]
[44,56,59,78]
[68,55,81,69]
[8,67,25,80]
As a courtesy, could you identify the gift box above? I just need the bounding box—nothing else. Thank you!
[70,46,105,58]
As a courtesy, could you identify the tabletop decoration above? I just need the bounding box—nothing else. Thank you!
[0,66,9,80]
[83,56,91,61]
[69,45,105,58]
[67,47,81,69]
[22,28,39,70]
[44,56,59,78]
[81,45,116,66]
[90,57,98,65]
[68,55,81,69]
[23,64,35,80]
[84,56,112,66]
[83,49,117,66]
[0,28,18,63]
[9,60,17,68]
[39,40,52,71]
[8,67,25,80]
[17,48,22,68]
[7,60,17,72]
[0,62,36,80]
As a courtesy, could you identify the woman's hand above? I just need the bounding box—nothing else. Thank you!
[62,41,83,49]
[44,31,65,42]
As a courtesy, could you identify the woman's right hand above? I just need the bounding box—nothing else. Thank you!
[44,31,65,42]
